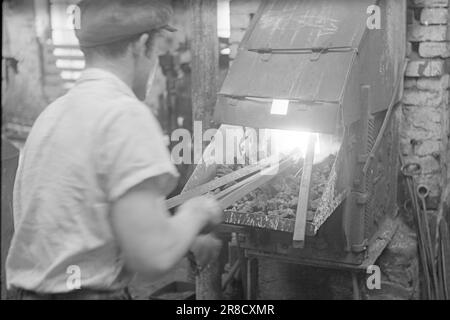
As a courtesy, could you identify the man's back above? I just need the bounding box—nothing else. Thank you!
[6,69,178,293]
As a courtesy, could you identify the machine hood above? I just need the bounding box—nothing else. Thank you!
[214,0,400,134]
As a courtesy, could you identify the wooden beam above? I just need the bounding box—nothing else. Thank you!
[190,0,219,132]
[190,0,222,300]
[293,136,316,248]
[33,0,51,42]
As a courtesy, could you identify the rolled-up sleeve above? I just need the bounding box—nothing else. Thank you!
[97,104,179,202]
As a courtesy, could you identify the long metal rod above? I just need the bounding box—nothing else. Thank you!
[218,157,295,210]
[408,179,433,299]
[438,220,449,299]
[212,157,294,202]
[166,156,282,209]
[400,155,441,299]
[418,192,439,298]
[401,157,432,299]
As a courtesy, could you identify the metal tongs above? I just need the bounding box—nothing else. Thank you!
[166,151,299,211]
[400,157,448,300]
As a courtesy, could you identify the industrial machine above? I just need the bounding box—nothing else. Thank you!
[170,0,406,298]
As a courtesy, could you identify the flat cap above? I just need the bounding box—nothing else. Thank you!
[75,0,176,48]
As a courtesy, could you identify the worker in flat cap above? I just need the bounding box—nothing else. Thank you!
[6,0,223,300]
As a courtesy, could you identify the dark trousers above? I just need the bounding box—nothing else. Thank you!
[14,288,132,300]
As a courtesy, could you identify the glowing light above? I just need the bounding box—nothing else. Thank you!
[269,129,311,158]
[220,48,231,55]
[217,0,231,38]
[271,99,290,115]
[268,130,340,163]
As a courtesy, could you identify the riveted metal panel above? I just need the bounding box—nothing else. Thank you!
[243,0,376,51]
[218,50,355,103]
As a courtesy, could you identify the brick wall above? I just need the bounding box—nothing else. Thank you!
[402,0,449,209]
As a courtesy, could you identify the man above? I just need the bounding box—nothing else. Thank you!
[1,138,19,299]
[6,0,223,300]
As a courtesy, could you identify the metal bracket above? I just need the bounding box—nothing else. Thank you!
[310,51,322,61]
[351,239,368,253]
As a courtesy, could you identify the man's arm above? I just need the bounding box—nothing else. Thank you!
[110,174,222,280]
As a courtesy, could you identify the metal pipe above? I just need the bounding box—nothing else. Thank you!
[222,259,241,291]
[400,157,433,299]
[351,272,361,300]
[416,184,440,299]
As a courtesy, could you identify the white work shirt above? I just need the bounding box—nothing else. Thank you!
[6,68,179,293]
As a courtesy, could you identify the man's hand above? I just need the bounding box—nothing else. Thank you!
[178,196,223,234]
[111,178,222,280]
[190,234,223,269]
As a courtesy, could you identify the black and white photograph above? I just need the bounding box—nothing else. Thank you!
[1,0,449,305]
